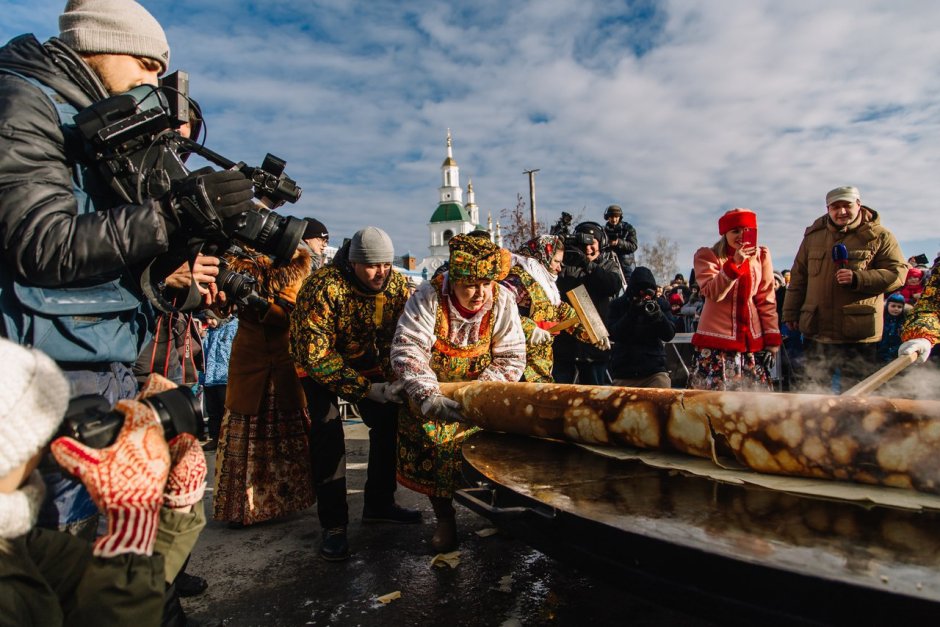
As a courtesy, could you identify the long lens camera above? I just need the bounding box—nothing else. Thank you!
[58,387,201,450]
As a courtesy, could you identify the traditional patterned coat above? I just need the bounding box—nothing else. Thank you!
[902,257,940,346]
[502,265,583,382]
[290,264,410,402]
[391,274,526,497]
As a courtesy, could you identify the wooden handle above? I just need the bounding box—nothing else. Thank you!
[842,352,918,397]
[547,316,580,333]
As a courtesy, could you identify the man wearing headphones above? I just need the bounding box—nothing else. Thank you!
[603,205,638,282]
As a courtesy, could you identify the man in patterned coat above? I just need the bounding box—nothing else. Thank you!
[290,227,420,561]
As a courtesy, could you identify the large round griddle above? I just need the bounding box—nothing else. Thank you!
[457,431,940,625]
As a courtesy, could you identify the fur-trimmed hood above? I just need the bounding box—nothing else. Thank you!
[226,247,312,301]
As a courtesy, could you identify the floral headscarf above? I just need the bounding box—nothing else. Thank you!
[513,235,563,305]
[516,235,563,269]
[448,234,511,282]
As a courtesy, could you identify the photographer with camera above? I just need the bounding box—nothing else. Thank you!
[213,243,316,529]
[552,222,623,385]
[607,267,676,388]
[603,205,638,282]
[0,338,206,626]
[0,0,257,542]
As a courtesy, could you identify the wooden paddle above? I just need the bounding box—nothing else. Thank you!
[842,352,918,397]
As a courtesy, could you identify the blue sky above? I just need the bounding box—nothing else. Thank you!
[3,0,939,276]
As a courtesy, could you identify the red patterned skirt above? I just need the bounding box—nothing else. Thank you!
[213,382,315,525]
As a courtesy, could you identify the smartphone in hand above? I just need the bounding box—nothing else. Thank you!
[741,229,757,248]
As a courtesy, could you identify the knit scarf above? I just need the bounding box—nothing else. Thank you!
[0,471,45,540]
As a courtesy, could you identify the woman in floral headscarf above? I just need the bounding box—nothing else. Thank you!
[501,235,589,382]
[391,234,526,551]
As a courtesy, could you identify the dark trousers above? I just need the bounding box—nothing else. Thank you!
[203,384,227,441]
[552,359,610,385]
[799,340,878,393]
[301,377,399,529]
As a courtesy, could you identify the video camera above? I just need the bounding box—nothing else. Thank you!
[73,71,306,267]
[561,231,595,267]
[57,386,201,450]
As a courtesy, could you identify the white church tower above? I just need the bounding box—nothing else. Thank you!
[465,178,480,226]
[426,130,478,260]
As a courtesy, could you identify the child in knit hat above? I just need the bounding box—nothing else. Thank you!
[877,292,908,362]
[0,338,207,626]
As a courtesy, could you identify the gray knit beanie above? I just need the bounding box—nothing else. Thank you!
[59,0,170,73]
[349,227,394,264]
[0,339,71,479]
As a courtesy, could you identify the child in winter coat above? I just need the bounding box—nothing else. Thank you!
[877,292,907,362]
[900,267,925,304]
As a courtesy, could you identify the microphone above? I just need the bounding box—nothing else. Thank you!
[832,243,849,268]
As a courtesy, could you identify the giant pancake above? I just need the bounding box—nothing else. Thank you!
[440,381,940,495]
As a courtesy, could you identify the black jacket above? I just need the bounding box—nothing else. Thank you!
[607,266,675,378]
[553,251,624,362]
[0,35,169,288]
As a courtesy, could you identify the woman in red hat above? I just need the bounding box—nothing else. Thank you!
[689,209,781,390]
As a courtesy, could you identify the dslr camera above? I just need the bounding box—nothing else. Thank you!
[73,71,306,268]
[57,386,201,450]
[637,288,659,315]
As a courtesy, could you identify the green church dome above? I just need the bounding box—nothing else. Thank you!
[430,202,470,223]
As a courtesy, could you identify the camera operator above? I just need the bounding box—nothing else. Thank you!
[602,205,638,282]
[607,267,676,389]
[553,222,623,385]
[0,338,206,627]
[0,0,254,539]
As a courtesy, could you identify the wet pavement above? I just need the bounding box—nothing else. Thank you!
[182,419,716,626]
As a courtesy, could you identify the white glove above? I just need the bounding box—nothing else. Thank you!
[529,327,554,346]
[384,380,405,403]
[899,338,933,363]
[420,394,466,423]
[367,381,405,404]
[593,336,611,351]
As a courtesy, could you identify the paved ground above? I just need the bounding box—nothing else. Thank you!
[181,420,715,627]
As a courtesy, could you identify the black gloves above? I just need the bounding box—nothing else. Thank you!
[162,168,255,238]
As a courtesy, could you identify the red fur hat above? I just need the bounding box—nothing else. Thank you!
[718,208,757,236]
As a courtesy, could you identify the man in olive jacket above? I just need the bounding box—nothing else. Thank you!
[782,186,907,391]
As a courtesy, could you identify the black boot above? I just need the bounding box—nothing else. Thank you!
[429,496,457,552]
[320,526,350,561]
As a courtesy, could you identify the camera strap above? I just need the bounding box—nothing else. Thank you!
[140,246,205,314]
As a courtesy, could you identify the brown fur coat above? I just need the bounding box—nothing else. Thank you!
[225,247,312,415]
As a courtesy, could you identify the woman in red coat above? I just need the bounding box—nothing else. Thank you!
[689,209,781,390]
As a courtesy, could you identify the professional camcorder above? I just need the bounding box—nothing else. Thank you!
[57,386,201,450]
[561,231,595,267]
[72,71,305,267]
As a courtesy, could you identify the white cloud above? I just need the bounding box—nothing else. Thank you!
[3,0,939,272]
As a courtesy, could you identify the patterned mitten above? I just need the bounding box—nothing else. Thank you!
[51,400,170,557]
[164,433,207,510]
[137,372,178,399]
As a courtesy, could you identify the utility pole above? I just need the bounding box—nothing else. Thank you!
[523,168,540,238]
